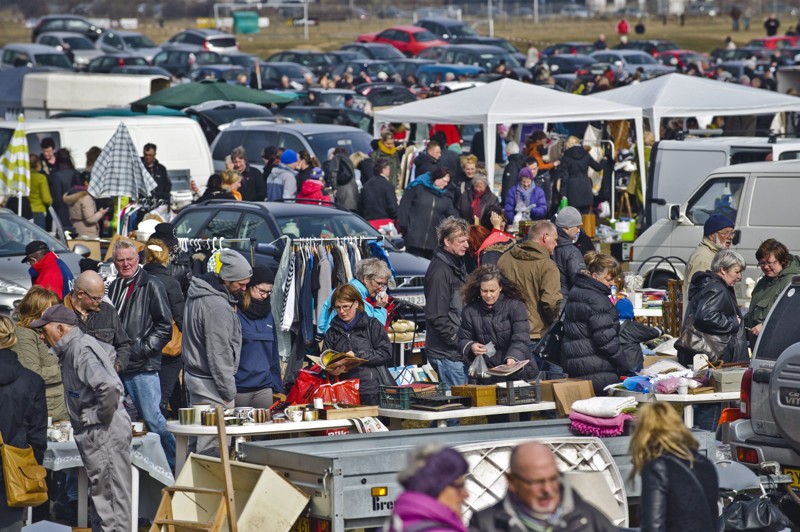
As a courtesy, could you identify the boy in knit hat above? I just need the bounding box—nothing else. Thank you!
[616,297,662,372]
[266,149,299,200]
[296,167,332,204]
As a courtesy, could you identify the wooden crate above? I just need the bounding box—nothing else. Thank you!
[451,385,497,407]
[319,404,379,420]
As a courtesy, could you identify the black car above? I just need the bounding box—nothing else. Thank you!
[31,15,103,42]
[152,47,224,77]
[184,101,276,144]
[171,201,429,309]
[266,50,337,78]
[110,65,172,76]
[253,61,313,90]
[86,53,148,73]
[331,59,398,81]
[614,39,679,57]
[541,42,596,57]
[354,82,416,108]
[384,58,435,80]
[439,44,531,81]
[449,36,526,64]
[542,54,597,75]
[339,42,405,60]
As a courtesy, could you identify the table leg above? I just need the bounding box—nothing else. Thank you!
[130,466,139,532]
[509,413,521,422]
[78,467,88,528]
[684,405,694,428]
[436,420,447,428]
[175,435,188,476]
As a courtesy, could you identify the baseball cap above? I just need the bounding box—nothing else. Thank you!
[30,304,79,328]
[22,241,49,263]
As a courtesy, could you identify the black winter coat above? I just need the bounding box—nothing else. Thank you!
[458,295,531,379]
[168,250,193,297]
[110,269,173,375]
[425,248,467,361]
[639,452,719,532]
[560,145,602,209]
[683,271,747,364]
[501,153,526,203]
[397,185,458,251]
[322,313,392,402]
[553,228,585,300]
[144,262,185,332]
[456,188,500,223]
[142,158,171,201]
[412,151,441,177]
[49,168,77,228]
[239,165,266,202]
[358,176,398,221]
[561,274,625,395]
[68,299,132,373]
[619,320,661,372]
[0,348,47,528]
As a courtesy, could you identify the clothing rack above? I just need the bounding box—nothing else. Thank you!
[289,235,383,244]
[177,237,257,265]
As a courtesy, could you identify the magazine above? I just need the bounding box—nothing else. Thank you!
[308,350,367,372]
[486,359,530,377]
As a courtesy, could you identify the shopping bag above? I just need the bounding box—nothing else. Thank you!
[468,355,490,379]
[314,379,360,405]
[0,432,48,508]
[719,493,790,531]
[286,364,329,405]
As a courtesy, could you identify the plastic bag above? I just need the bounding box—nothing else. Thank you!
[655,377,680,394]
[469,355,490,379]
[622,376,653,393]
[314,378,360,405]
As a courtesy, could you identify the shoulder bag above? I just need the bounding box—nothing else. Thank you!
[0,432,48,508]
[533,307,566,365]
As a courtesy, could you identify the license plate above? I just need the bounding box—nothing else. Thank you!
[779,387,800,407]
[784,467,800,488]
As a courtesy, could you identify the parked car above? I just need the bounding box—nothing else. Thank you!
[447,36,525,64]
[110,65,172,76]
[0,44,73,70]
[658,50,713,72]
[171,201,429,308]
[253,61,313,90]
[0,208,83,315]
[614,39,679,57]
[209,121,372,173]
[266,50,336,77]
[746,36,800,50]
[415,17,480,40]
[34,32,102,70]
[415,63,486,85]
[31,15,103,42]
[385,58,435,80]
[712,46,774,63]
[542,53,597,75]
[184,100,276,143]
[589,49,675,77]
[330,59,399,81]
[339,42,405,60]
[357,25,448,57]
[86,53,148,74]
[152,47,224,77]
[225,51,261,69]
[439,44,531,81]
[190,64,247,83]
[354,82,417,109]
[416,45,449,61]
[162,29,239,54]
[96,29,161,63]
[541,41,596,57]
[276,106,372,132]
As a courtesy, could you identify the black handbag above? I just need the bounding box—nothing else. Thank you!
[533,309,565,364]
[674,315,727,364]
[719,493,791,531]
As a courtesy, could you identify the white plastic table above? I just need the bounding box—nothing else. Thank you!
[167,419,354,475]
[610,389,740,427]
[378,401,557,429]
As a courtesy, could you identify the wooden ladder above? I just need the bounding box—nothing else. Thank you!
[150,406,238,532]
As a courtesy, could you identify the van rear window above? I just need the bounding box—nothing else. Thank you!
[756,285,800,361]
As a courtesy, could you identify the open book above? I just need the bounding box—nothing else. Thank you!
[487,359,530,377]
[308,350,368,372]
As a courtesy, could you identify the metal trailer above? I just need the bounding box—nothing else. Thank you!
[241,419,717,530]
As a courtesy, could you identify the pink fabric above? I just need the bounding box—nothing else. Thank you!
[569,411,633,437]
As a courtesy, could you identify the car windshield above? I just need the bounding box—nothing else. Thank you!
[195,52,222,65]
[264,63,310,78]
[64,37,95,50]
[415,31,440,43]
[475,51,521,69]
[0,215,66,258]
[209,37,237,48]
[624,53,657,65]
[275,213,379,240]
[369,46,404,59]
[450,25,478,37]
[123,35,157,48]
[35,54,73,68]
[303,131,373,158]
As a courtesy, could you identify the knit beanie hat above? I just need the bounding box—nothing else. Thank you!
[556,206,582,228]
[281,149,298,165]
[616,297,634,320]
[399,447,468,498]
[518,167,534,180]
[310,167,324,181]
[248,265,275,287]
[219,249,253,281]
[703,215,734,237]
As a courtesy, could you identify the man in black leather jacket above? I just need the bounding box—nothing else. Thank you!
[469,442,616,532]
[109,238,175,471]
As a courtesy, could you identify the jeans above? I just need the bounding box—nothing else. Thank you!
[429,358,467,427]
[530,341,565,377]
[33,212,46,230]
[694,403,722,433]
[122,371,176,471]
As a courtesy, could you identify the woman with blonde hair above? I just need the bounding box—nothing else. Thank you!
[370,129,401,189]
[630,402,719,531]
[13,285,67,421]
[220,169,242,200]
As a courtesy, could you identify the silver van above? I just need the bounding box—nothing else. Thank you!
[629,159,800,300]
[729,276,800,481]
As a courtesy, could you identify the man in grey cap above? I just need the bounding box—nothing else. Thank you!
[553,206,586,300]
[35,304,132,532]
[182,249,252,454]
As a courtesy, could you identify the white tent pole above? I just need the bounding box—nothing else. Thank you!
[17,191,21,217]
[485,122,496,192]
[635,116,647,217]
[651,113,660,142]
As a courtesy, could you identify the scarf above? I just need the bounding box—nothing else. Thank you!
[339,310,363,331]
[406,172,446,197]
[509,491,564,532]
[109,266,141,318]
[516,184,534,212]
[242,296,271,321]
[470,187,486,220]
[377,140,396,156]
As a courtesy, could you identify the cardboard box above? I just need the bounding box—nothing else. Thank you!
[711,368,747,392]
[643,354,679,368]
[540,379,595,416]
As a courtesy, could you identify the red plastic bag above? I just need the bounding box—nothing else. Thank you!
[286,365,329,405]
[314,379,361,405]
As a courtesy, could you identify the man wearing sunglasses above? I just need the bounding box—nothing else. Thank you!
[683,215,735,316]
[469,442,616,531]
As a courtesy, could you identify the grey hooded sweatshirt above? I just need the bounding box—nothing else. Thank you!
[182,274,242,402]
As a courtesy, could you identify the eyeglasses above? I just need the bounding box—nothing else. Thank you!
[450,480,467,491]
[370,278,388,288]
[758,258,779,268]
[510,472,560,490]
[253,286,273,297]
[80,290,103,303]
[334,302,356,312]
[717,229,735,239]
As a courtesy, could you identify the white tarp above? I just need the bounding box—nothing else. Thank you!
[590,73,800,140]
[374,78,646,204]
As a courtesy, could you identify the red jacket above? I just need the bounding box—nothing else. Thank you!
[297,180,331,204]
[30,251,72,299]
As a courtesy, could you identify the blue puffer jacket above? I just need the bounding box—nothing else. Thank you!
[504,183,547,224]
[235,311,284,393]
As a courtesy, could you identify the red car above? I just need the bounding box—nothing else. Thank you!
[658,50,712,73]
[357,25,448,57]
[746,36,800,50]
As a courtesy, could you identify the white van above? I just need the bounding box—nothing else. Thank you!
[630,159,800,301]
[646,137,800,227]
[0,116,213,208]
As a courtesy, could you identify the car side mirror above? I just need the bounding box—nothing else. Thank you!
[255,242,282,259]
[72,244,91,258]
[732,229,741,246]
[668,204,681,221]
[390,237,405,249]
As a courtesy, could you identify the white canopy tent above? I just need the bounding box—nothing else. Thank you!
[589,73,800,140]
[374,78,647,211]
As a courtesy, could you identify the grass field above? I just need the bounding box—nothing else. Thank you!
[0,11,783,59]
